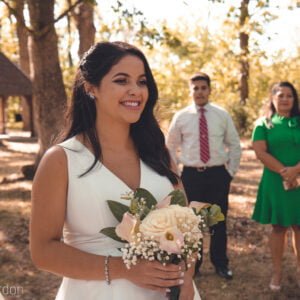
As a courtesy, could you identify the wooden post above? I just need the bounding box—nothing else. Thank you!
[25,95,35,137]
[21,96,32,131]
[0,96,7,134]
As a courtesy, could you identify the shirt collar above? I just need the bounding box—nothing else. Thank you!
[193,102,210,112]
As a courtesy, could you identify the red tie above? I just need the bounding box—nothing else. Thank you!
[199,107,210,163]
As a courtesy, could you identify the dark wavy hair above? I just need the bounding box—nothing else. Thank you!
[266,81,300,120]
[59,41,178,184]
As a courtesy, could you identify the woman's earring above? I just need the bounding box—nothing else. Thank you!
[88,93,95,100]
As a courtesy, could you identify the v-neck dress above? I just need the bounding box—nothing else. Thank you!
[55,137,201,300]
[252,115,300,226]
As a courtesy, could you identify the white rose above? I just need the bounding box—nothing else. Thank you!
[139,206,177,239]
[140,205,199,238]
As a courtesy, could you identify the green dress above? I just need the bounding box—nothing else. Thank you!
[252,114,300,226]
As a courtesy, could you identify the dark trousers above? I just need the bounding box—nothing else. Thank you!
[181,165,232,271]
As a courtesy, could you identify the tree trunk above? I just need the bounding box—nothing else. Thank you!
[239,0,249,105]
[72,2,95,58]
[27,0,67,164]
[15,0,30,76]
[14,0,35,135]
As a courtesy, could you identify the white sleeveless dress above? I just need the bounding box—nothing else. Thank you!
[55,137,201,300]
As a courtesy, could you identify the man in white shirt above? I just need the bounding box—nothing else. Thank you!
[166,72,241,280]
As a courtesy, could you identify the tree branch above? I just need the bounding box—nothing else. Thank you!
[0,0,85,39]
[0,0,34,35]
[54,0,84,24]
[35,0,84,39]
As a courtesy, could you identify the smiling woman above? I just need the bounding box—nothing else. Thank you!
[85,55,149,125]
[29,41,201,300]
[251,81,300,292]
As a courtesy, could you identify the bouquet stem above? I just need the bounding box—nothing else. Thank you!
[169,285,180,300]
[168,255,182,300]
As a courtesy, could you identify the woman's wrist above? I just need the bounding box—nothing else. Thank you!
[278,166,286,175]
[106,256,128,281]
[184,256,196,278]
[289,165,300,178]
[183,269,194,283]
[104,255,111,284]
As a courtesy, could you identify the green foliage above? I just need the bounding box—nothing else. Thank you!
[231,105,250,136]
[101,188,225,243]
[60,0,299,138]
[3,0,300,138]
[5,97,23,130]
[84,0,97,5]
[0,6,19,59]
[169,190,186,207]
[199,204,225,227]
[107,200,129,222]
[134,188,157,208]
[100,227,123,242]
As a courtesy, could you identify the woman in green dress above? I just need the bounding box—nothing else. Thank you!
[252,81,300,291]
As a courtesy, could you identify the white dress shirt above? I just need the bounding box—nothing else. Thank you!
[166,102,241,177]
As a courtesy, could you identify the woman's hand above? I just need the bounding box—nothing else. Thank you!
[178,254,196,299]
[280,166,299,182]
[283,178,299,190]
[126,260,184,294]
[179,273,195,300]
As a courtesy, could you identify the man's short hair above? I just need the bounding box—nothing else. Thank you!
[190,72,210,87]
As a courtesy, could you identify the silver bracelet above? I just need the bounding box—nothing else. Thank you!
[104,255,111,285]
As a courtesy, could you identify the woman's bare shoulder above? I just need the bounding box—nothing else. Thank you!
[34,145,68,180]
[41,145,66,164]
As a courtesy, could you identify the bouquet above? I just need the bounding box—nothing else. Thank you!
[100,188,224,299]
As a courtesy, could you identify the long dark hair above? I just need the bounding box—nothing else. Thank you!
[265,81,300,121]
[59,41,178,184]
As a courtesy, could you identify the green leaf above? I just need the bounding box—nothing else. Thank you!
[199,207,208,216]
[134,188,157,209]
[140,206,151,220]
[210,204,225,219]
[197,204,224,227]
[169,190,186,207]
[107,200,129,222]
[207,204,225,227]
[100,227,124,243]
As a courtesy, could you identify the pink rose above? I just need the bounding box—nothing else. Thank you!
[156,195,172,209]
[115,212,138,242]
[159,227,184,254]
[189,201,210,214]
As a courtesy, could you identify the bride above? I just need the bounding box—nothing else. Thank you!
[30,41,201,300]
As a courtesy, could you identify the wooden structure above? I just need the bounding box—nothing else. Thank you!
[0,52,33,135]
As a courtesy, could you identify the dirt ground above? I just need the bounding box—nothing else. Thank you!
[0,134,300,300]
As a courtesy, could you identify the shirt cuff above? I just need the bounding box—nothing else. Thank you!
[227,168,234,177]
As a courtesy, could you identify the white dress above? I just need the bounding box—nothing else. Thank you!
[55,137,201,300]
